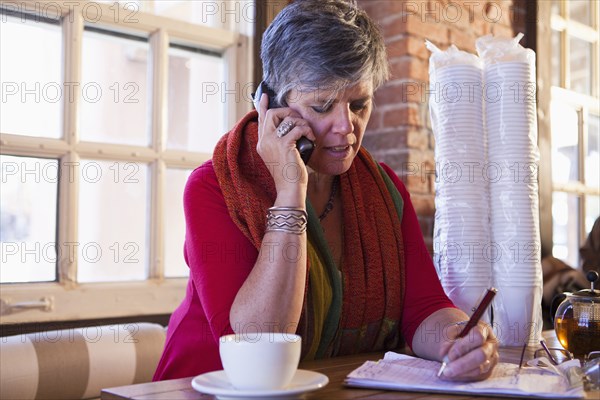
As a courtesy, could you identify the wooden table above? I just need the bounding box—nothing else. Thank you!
[102,331,597,399]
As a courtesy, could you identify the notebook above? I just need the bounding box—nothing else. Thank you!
[345,352,585,399]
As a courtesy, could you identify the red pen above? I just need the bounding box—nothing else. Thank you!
[437,287,498,377]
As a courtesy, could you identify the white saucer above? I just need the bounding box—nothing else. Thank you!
[191,369,329,399]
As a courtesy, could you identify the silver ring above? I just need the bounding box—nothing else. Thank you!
[276,121,295,138]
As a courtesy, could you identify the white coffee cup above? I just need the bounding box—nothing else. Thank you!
[219,332,302,390]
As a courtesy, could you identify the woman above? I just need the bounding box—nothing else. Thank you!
[154,0,498,382]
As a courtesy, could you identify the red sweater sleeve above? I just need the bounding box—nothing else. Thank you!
[183,160,258,340]
[379,163,456,348]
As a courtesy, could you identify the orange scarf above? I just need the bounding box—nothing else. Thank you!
[213,111,406,358]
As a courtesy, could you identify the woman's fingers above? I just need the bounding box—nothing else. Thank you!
[258,93,268,123]
[443,350,498,381]
[256,109,315,189]
[442,344,498,378]
[441,324,499,381]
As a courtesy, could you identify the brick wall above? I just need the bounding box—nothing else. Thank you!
[359,0,530,250]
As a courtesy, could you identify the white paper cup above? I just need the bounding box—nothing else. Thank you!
[443,285,493,325]
[219,333,301,390]
[492,285,543,346]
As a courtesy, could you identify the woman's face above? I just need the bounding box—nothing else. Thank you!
[286,80,373,176]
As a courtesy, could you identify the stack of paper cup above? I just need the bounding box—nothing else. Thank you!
[484,59,543,346]
[430,62,493,324]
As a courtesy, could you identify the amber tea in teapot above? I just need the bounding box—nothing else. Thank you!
[555,315,600,356]
[553,271,600,357]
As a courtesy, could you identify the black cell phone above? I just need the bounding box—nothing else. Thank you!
[253,81,314,164]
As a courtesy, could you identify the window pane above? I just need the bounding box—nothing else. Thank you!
[551,30,561,88]
[586,114,599,188]
[80,29,150,146]
[569,0,592,26]
[551,101,580,183]
[77,160,149,282]
[0,15,62,138]
[552,192,580,267]
[167,45,225,153]
[164,168,192,278]
[585,196,599,235]
[1,155,58,283]
[569,36,593,95]
[150,0,254,30]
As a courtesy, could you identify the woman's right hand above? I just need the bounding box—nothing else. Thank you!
[256,94,316,204]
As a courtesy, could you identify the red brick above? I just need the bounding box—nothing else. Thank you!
[442,2,471,31]
[381,15,406,38]
[383,105,407,128]
[381,13,450,46]
[418,215,434,239]
[408,34,433,59]
[406,14,449,44]
[471,15,491,36]
[419,0,448,24]
[402,149,435,194]
[424,102,433,130]
[396,0,468,28]
[407,149,436,187]
[407,128,429,150]
[362,130,408,153]
[400,80,427,103]
[490,22,515,39]
[407,36,431,60]
[375,82,426,106]
[383,105,422,128]
[412,194,436,216]
[406,174,431,194]
[390,57,429,82]
[417,101,430,130]
[483,1,512,27]
[374,84,399,106]
[387,37,408,58]
[448,29,476,53]
[382,106,406,127]
[459,1,477,24]
[358,0,408,22]
[387,35,430,60]
[376,150,410,175]
[389,58,411,80]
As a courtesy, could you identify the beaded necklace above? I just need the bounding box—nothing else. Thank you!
[318,176,339,221]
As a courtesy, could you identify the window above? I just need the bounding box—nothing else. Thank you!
[0,0,252,323]
[549,0,599,267]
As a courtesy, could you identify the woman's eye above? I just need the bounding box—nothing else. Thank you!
[311,104,331,113]
[350,102,368,112]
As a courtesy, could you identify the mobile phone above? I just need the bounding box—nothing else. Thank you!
[253,81,314,164]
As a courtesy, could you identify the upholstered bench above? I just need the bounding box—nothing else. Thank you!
[0,323,166,399]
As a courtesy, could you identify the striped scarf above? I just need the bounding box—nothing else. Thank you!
[213,111,406,358]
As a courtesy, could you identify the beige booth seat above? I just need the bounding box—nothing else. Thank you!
[0,323,166,399]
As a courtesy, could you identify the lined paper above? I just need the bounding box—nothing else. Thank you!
[345,352,584,399]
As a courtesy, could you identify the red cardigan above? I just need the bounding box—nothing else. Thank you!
[153,161,454,380]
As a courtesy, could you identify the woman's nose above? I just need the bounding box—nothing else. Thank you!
[331,105,353,135]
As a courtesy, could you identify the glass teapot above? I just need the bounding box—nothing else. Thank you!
[553,270,600,357]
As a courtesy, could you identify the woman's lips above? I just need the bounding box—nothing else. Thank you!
[323,145,352,158]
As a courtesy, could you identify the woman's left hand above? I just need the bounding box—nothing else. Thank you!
[438,322,499,382]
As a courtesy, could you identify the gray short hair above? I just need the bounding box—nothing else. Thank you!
[260,0,389,106]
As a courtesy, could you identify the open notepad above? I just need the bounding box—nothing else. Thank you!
[345,352,585,399]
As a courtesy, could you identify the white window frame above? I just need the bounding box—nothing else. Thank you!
[549,0,599,260]
[0,0,253,324]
